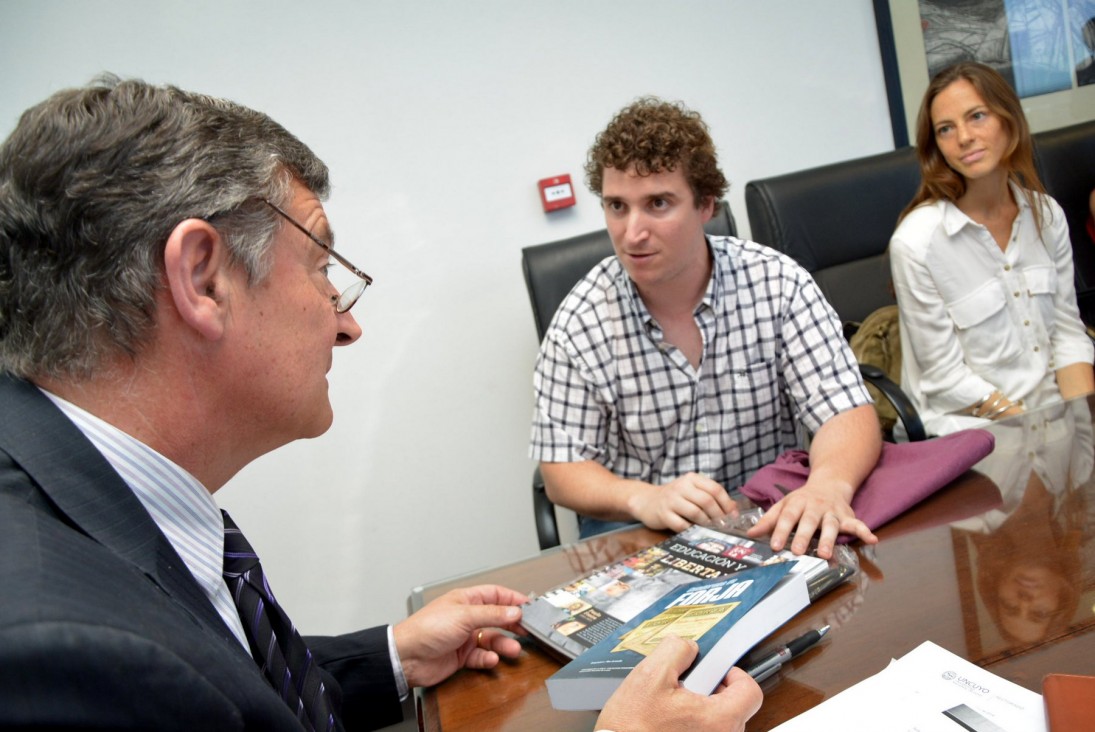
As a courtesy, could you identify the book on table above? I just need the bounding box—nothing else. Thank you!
[546,561,809,711]
[1043,673,1095,732]
[520,521,835,661]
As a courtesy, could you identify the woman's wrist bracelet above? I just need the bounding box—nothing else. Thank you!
[983,399,1023,419]
[972,393,1006,418]
[970,392,994,412]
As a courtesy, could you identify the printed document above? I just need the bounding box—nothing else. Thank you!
[773,640,1045,732]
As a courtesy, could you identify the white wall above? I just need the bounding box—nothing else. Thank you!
[0,0,895,634]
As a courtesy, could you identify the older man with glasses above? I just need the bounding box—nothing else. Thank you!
[0,77,763,732]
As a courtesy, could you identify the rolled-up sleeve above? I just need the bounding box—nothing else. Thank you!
[1045,199,1095,369]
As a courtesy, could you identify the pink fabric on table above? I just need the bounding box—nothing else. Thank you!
[740,429,996,542]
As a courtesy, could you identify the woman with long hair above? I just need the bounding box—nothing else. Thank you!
[889,61,1094,436]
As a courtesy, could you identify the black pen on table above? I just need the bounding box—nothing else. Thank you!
[743,625,830,683]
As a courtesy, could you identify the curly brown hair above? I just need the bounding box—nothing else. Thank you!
[900,62,1047,229]
[585,97,727,207]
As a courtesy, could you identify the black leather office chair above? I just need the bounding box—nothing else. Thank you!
[1032,120,1095,325]
[521,201,735,550]
[745,146,926,442]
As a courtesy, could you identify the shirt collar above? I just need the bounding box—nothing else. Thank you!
[941,181,1030,236]
[703,237,724,313]
[38,388,226,599]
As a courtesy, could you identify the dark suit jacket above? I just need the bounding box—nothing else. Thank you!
[0,374,402,730]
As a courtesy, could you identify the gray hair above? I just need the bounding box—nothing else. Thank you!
[0,75,330,380]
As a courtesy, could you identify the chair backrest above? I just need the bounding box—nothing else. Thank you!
[1032,120,1095,321]
[521,200,736,341]
[744,147,920,324]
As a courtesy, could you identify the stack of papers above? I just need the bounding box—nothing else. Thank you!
[773,641,1045,732]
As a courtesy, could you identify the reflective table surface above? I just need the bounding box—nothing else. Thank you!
[411,396,1095,731]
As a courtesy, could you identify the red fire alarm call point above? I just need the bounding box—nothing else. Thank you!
[538,174,576,212]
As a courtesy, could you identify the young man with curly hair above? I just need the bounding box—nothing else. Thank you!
[530,98,882,559]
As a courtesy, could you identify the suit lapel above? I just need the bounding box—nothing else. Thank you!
[0,374,239,644]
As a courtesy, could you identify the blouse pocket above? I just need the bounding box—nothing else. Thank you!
[946,279,1024,368]
[1023,264,1057,327]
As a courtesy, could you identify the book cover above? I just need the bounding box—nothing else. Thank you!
[546,561,809,711]
[520,523,828,660]
[1043,673,1095,731]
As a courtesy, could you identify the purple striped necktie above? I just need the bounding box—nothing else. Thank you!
[221,510,335,732]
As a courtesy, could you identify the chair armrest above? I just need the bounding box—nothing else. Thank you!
[859,364,927,442]
[532,466,561,550]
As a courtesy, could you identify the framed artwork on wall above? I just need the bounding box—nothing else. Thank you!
[874,0,1095,146]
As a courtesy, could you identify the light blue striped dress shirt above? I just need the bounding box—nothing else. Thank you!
[41,389,251,654]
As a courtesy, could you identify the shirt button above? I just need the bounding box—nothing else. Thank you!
[1033,346,1040,352]
[695,423,706,434]
[1024,320,1030,326]
[1013,291,1021,298]
[1004,264,1012,271]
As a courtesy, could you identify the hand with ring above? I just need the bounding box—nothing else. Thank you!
[392,584,527,689]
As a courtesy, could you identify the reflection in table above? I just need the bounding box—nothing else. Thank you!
[410,396,1095,731]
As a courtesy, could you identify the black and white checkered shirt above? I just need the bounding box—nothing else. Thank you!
[530,236,871,492]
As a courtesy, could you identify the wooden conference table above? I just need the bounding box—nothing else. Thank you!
[409,396,1095,731]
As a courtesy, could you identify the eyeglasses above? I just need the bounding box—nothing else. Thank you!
[262,199,373,313]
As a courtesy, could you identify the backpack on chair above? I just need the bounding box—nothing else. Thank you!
[847,305,903,434]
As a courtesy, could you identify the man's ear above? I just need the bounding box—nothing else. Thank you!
[162,219,232,341]
[698,195,716,222]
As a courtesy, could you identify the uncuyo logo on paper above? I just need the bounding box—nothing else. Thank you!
[942,670,990,695]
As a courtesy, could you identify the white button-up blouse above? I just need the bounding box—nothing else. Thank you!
[889,187,1093,436]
